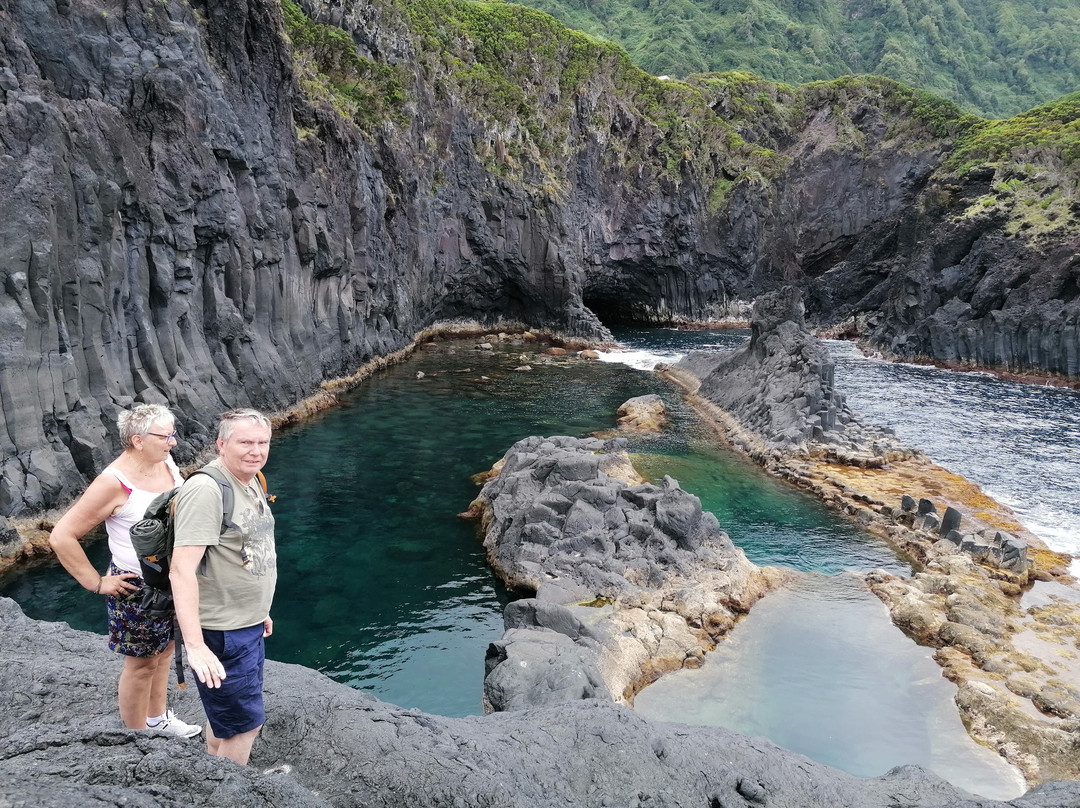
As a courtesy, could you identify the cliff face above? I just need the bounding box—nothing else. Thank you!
[807,165,1080,377]
[0,0,1076,517]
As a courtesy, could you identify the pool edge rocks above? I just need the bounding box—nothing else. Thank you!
[465,434,787,711]
[658,289,1080,786]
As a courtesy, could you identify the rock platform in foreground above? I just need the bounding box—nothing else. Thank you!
[6,597,1080,808]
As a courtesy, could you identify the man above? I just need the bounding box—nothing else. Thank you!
[170,409,276,765]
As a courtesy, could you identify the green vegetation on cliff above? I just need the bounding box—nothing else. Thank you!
[278,0,1077,234]
[373,0,969,200]
[513,0,1080,119]
[400,0,777,195]
[950,92,1080,167]
[948,92,1080,238]
[281,0,407,134]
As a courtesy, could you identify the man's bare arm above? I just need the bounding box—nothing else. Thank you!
[170,544,226,688]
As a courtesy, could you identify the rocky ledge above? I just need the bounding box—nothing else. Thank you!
[6,596,1080,808]
[658,288,1080,785]
[666,286,914,468]
[463,434,783,709]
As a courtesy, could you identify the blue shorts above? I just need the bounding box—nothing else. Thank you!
[193,623,266,739]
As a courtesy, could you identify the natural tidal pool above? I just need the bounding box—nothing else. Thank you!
[3,328,1063,798]
[3,337,884,716]
[631,574,1026,799]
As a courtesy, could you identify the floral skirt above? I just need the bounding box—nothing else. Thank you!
[105,562,172,657]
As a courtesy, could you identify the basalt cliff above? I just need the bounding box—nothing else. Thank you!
[1,1,1078,519]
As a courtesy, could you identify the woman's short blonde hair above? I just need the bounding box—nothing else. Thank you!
[117,404,174,449]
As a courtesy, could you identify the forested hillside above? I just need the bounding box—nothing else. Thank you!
[517,0,1079,118]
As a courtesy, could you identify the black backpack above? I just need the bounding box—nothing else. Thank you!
[130,466,270,613]
[129,467,270,685]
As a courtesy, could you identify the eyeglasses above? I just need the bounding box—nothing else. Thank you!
[146,431,179,441]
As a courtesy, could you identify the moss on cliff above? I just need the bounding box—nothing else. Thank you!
[949,92,1080,170]
[945,93,1080,239]
[394,2,963,207]
[281,0,408,134]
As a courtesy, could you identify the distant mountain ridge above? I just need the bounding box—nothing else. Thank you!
[516,0,1079,118]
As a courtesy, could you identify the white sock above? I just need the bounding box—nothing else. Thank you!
[146,711,168,726]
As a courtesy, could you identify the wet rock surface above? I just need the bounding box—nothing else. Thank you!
[6,597,1079,808]
[616,394,668,432]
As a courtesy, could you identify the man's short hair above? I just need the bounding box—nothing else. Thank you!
[217,409,272,442]
[117,404,174,449]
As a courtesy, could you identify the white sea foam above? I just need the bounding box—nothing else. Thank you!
[986,491,1079,566]
[595,348,684,371]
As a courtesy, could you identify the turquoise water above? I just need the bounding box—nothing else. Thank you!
[1,336,894,717]
[633,574,1025,799]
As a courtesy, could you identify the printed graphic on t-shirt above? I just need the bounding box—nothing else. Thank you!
[239,503,276,577]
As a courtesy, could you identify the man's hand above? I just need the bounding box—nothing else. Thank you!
[187,643,227,688]
[262,616,273,638]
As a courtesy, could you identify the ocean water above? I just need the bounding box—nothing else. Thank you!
[2,337,884,714]
[3,328,1067,797]
[826,340,1080,574]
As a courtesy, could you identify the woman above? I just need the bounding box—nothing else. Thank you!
[50,403,202,738]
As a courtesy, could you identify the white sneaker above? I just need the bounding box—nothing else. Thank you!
[146,709,202,738]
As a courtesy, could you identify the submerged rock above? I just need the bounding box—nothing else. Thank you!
[616,394,668,432]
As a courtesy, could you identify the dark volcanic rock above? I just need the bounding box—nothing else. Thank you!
[0,517,18,556]
[475,435,763,600]
[673,287,906,459]
[471,434,774,709]
[807,172,1080,378]
[7,596,1079,808]
[0,0,615,518]
[484,625,612,711]
[2,0,1075,520]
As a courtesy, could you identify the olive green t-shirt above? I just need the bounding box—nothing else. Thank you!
[172,458,277,631]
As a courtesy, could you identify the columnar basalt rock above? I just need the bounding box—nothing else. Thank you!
[467,435,779,709]
[896,494,1031,576]
[668,286,912,464]
[807,169,1080,381]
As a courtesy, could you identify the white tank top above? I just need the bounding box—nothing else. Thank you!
[104,456,183,573]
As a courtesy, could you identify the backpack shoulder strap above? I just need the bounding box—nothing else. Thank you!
[189,467,238,534]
